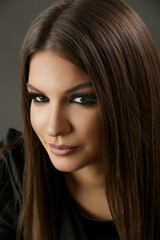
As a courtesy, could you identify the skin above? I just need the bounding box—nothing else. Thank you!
[28,50,112,220]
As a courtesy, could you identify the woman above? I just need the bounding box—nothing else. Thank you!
[0,0,160,239]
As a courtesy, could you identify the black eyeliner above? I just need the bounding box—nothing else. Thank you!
[70,93,97,105]
[26,91,41,100]
[26,90,48,103]
[26,90,97,105]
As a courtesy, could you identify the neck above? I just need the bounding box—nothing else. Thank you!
[64,164,112,221]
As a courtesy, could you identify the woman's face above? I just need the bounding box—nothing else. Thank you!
[27,51,103,172]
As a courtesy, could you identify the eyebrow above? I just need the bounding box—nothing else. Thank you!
[65,82,93,93]
[26,82,93,94]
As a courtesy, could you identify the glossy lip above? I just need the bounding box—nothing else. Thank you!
[49,144,79,156]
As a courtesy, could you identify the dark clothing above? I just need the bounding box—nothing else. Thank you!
[0,129,119,240]
[60,189,119,240]
[0,129,24,240]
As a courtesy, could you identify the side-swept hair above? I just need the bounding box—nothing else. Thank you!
[19,0,160,239]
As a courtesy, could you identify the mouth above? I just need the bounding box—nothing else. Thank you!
[48,144,79,156]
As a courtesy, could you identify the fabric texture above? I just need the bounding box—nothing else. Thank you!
[0,128,24,239]
[0,128,119,240]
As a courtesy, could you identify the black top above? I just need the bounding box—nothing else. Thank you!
[77,209,119,240]
[0,129,119,240]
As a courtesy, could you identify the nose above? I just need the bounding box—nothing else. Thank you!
[46,102,72,137]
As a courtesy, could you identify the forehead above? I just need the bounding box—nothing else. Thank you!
[28,51,90,89]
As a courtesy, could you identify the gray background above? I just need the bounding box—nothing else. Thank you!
[0,0,159,139]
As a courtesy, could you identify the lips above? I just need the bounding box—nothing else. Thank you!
[49,144,79,156]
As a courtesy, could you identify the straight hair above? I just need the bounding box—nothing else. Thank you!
[18,0,160,239]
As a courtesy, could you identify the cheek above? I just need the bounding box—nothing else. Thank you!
[88,113,102,137]
[74,109,103,144]
[30,105,45,136]
[86,114,103,146]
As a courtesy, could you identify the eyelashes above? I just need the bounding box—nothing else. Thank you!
[70,93,97,105]
[26,91,97,106]
[26,91,49,103]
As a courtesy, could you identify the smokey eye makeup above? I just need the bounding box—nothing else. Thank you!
[26,91,49,103]
[26,90,97,106]
[69,93,97,105]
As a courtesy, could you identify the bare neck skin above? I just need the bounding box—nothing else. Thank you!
[64,163,112,221]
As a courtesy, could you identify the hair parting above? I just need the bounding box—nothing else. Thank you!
[17,0,160,239]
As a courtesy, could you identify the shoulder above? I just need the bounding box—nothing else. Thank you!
[0,128,24,192]
[0,128,24,236]
[0,128,23,144]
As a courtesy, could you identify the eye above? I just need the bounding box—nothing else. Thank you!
[34,95,49,103]
[26,92,49,103]
[70,93,97,105]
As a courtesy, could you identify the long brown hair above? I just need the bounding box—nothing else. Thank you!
[18,0,160,239]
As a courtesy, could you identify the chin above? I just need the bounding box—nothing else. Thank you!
[48,155,86,173]
[51,162,80,172]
